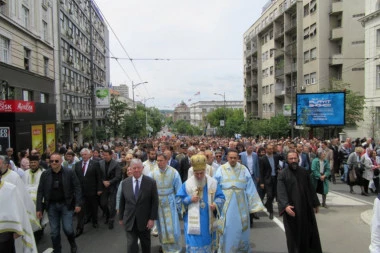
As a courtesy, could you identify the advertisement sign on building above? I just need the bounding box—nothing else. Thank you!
[0,100,35,113]
[31,125,43,153]
[0,127,10,153]
[296,92,345,126]
[95,88,110,108]
[45,124,56,153]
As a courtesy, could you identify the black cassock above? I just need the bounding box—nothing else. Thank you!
[277,166,322,253]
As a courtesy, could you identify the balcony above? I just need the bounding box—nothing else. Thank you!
[329,54,343,65]
[275,28,285,39]
[252,93,258,101]
[275,48,285,58]
[285,63,297,74]
[285,20,297,33]
[330,1,343,15]
[275,88,285,97]
[275,68,284,76]
[245,63,251,72]
[251,62,258,69]
[330,27,343,40]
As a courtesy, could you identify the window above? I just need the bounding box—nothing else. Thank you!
[270,66,274,75]
[304,4,309,17]
[44,57,49,76]
[303,27,310,39]
[310,72,317,84]
[352,67,364,71]
[352,13,365,18]
[270,49,274,58]
[310,48,317,60]
[304,74,310,85]
[377,29,380,47]
[377,65,380,89]
[352,40,365,45]
[269,30,273,40]
[23,90,33,101]
[310,23,317,37]
[304,51,310,63]
[0,35,10,63]
[310,0,316,13]
[337,19,342,28]
[40,93,47,103]
[270,84,274,93]
[24,48,31,71]
[42,21,48,41]
[22,5,30,28]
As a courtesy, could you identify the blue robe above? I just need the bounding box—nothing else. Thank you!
[150,166,182,253]
[214,162,264,253]
[177,175,225,253]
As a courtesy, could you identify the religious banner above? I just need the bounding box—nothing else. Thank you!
[45,124,56,153]
[31,125,43,153]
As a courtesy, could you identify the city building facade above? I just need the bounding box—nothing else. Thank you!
[243,0,365,136]
[173,101,190,123]
[190,100,243,135]
[0,0,56,153]
[360,0,380,138]
[112,84,130,99]
[54,0,110,144]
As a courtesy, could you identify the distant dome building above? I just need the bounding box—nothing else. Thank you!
[173,101,190,123]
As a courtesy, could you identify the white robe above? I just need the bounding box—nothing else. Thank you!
[0,181,38,253]
[2,169,40,232]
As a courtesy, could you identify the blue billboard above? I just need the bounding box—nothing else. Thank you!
[296,92,345,126]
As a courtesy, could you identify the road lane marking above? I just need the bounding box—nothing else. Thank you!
[329,191,374,206]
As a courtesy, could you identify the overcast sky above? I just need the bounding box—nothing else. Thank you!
[95,0,269,109]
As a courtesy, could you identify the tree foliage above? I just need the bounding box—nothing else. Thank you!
[326,80,365,127]
[172,119,202,136]
[106,94,130,137]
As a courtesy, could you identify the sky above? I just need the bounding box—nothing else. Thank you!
[95,0,269,109]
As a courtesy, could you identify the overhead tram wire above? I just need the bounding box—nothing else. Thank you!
[93,0,144,82]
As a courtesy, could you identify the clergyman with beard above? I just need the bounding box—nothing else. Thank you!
[277,151,322,253]
[176,154,225,252]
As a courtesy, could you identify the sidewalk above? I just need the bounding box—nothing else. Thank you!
[362,209,373,225]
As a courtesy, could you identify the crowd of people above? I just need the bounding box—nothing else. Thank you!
[1,134,379,253]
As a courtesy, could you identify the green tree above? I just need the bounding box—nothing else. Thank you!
[107,94,130,137]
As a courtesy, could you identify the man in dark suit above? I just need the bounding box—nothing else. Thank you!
[179,146,196,182]
[259,144,280,220]
[296,143,311,171]
[99,150,121,229]
[74,148,102,236]
[119,158,158,253]
[165,150,179,171]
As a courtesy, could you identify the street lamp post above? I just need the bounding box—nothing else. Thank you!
[139,97,154,137]
[214,92,226,136]
[132,81,148,109]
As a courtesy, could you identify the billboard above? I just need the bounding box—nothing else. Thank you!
[31,125,43,153]
[95,88,110,108]
[296,92,345,126]
[0,100,35,113]
[45,124,56,153]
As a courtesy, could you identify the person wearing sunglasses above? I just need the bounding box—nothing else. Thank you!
[36,153,82,253]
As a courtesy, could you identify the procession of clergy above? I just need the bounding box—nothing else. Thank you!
[0,146,323,253]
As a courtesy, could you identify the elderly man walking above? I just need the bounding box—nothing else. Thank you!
[177,154,225,252]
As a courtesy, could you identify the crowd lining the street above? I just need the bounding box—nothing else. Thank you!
[1,134,380,253]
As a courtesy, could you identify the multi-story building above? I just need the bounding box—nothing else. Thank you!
[173,101,190,123]
[243,0,365,135]
[54,0,110,144]
[0,0,56,153]
[112,84,130,99]
[190,100,243,134]
[360,0,380,138]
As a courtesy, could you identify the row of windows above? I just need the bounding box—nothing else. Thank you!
[0,35,50,76]
[262,103,274,113]
[262,66,274,78]
[303,23,317,40]
[304,48,317,63]
[304,72,317,85]
[261,30,273,45]
[304,0,317,17]
[61,66,90,93]
[262,84,274,95]
[61,39,105,82]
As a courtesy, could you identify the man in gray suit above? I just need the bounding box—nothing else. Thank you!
[99,150,121,229]
[119,159,158,253]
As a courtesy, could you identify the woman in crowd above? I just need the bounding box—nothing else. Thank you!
[311,150,331,208]
[347,147,366,195]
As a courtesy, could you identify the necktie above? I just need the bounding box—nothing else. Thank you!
[82,162,86,175]
[134,179,139,200]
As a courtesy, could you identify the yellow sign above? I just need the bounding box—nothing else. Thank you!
[45,124,56,153]
[31,125,43,153]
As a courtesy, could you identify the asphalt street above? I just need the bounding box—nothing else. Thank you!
[37,180,375,253]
